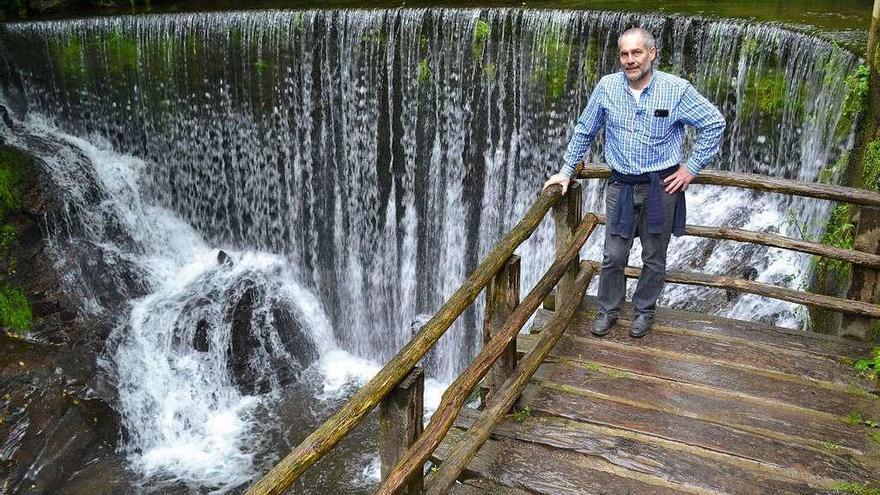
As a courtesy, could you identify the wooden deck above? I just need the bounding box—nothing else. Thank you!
[434,296,880,495]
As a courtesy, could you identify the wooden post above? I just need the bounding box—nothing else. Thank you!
[841,0,880,340]
[481,255,520,407]
[379,366,424,495]
[553,181,582,310]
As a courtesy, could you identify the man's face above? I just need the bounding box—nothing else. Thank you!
[618,33,656,83]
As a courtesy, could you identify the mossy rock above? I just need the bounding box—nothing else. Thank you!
[531,28,571,102]
[0,284,30,335]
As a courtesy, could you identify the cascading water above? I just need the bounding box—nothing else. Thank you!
[0,8,860,493]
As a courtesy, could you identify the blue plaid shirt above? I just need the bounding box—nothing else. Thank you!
[560,70,726,178]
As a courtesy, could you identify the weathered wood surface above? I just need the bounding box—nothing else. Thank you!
[436,298,880,494]
[452,408,829,494]
[424,262,595,495]
[543,293,873,359]
[433,429,695,495]
[481,255,520,405]
[532,360,867,452]
[375,215,599,495]
[578,164,880,207]
[379,366,424,495]
[541,304,875,389]
[595,213,880,269]
[519,327,879,420]
[244,186,564,495]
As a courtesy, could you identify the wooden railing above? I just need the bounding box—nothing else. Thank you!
[246,163,880,495]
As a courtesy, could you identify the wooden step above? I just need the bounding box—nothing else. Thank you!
[452,407,831,494]
[542,294,873,360]
[517,331,880,420]
[531,308,877,391]
[522,380,878,484]
[433,427,697,495]
[530,358,869,453]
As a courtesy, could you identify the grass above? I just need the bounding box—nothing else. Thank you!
[833,482,880,495]
[510,405,532,422]
[0,285,31,336]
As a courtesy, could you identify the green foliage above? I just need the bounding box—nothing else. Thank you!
[48,35,84,82]
[744,67,788,116]
[811,203,855,285]
[854,347,880,382]
[844,410,880,428]
[472,19,490,60]
[417,59,432,83]
[511,405,532,422]
[106,28,139,77]
[821,440,841,452]
[473,19,490,43]
[531,28,570,102]
[0,147,24,217]
[0,285,30,335]
[837,64,870,139]
[833,482,880,495]
[0,225,16,249]
[583,38,598,86]
[863,139,880,191]
[816,151,849,185]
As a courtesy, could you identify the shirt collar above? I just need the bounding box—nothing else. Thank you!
[620,69,658,96]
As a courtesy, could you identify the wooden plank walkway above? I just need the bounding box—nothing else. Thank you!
[434,296,880,495]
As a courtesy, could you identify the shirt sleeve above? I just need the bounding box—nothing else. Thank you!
[560,80,606,178]
[677,84,726,176]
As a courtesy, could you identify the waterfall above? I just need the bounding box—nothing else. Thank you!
[0,8,859,492]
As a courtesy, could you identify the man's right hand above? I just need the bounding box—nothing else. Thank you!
[542,173,571,195]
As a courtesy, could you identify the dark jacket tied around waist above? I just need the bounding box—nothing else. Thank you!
[609,164,686,239]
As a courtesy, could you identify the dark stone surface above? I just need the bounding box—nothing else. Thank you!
[0,138,125,494]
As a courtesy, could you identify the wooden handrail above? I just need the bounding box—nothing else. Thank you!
[595,214,880,269]
[424,260,596,495]
[375,213,600,495]
[581,261,880,319]
[244,183,567,495]
[578,164,880,208]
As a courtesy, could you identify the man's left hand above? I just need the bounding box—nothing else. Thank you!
[663,165,696,194]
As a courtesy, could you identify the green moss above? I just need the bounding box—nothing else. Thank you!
[472,19,490,60]
[49,35,84,82]
[821,440,842,452]
[0,284,30,335]
[105,28,139,78]
[745,68,788,116]
[417,59,432,83]
[813,203,855,284]
[473,19,490,43]
[531,29,571,102]
[845,410,864,425]
[837,64,870,139]
[0,147,25,217]
[817,151,849,184]
[833,482,880,495]
[741,37,759,58]
[583,38,599,87]
[510,405,532,422]
[863,140,880,191]
[854,347,880,383]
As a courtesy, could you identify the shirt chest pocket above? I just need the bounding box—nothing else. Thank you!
[648,114,672,139]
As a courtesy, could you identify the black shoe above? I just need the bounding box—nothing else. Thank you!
[591,312,618,337]
[629,314,653,338]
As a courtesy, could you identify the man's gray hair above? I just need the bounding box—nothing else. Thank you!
[618,27,656,50]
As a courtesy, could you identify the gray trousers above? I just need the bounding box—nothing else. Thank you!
[597,179,682,317]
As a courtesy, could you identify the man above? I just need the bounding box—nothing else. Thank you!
[542,27,725,338]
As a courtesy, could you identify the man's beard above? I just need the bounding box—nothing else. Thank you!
[625,62,652,82]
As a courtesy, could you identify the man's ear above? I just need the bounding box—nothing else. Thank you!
[648,46,657,62]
